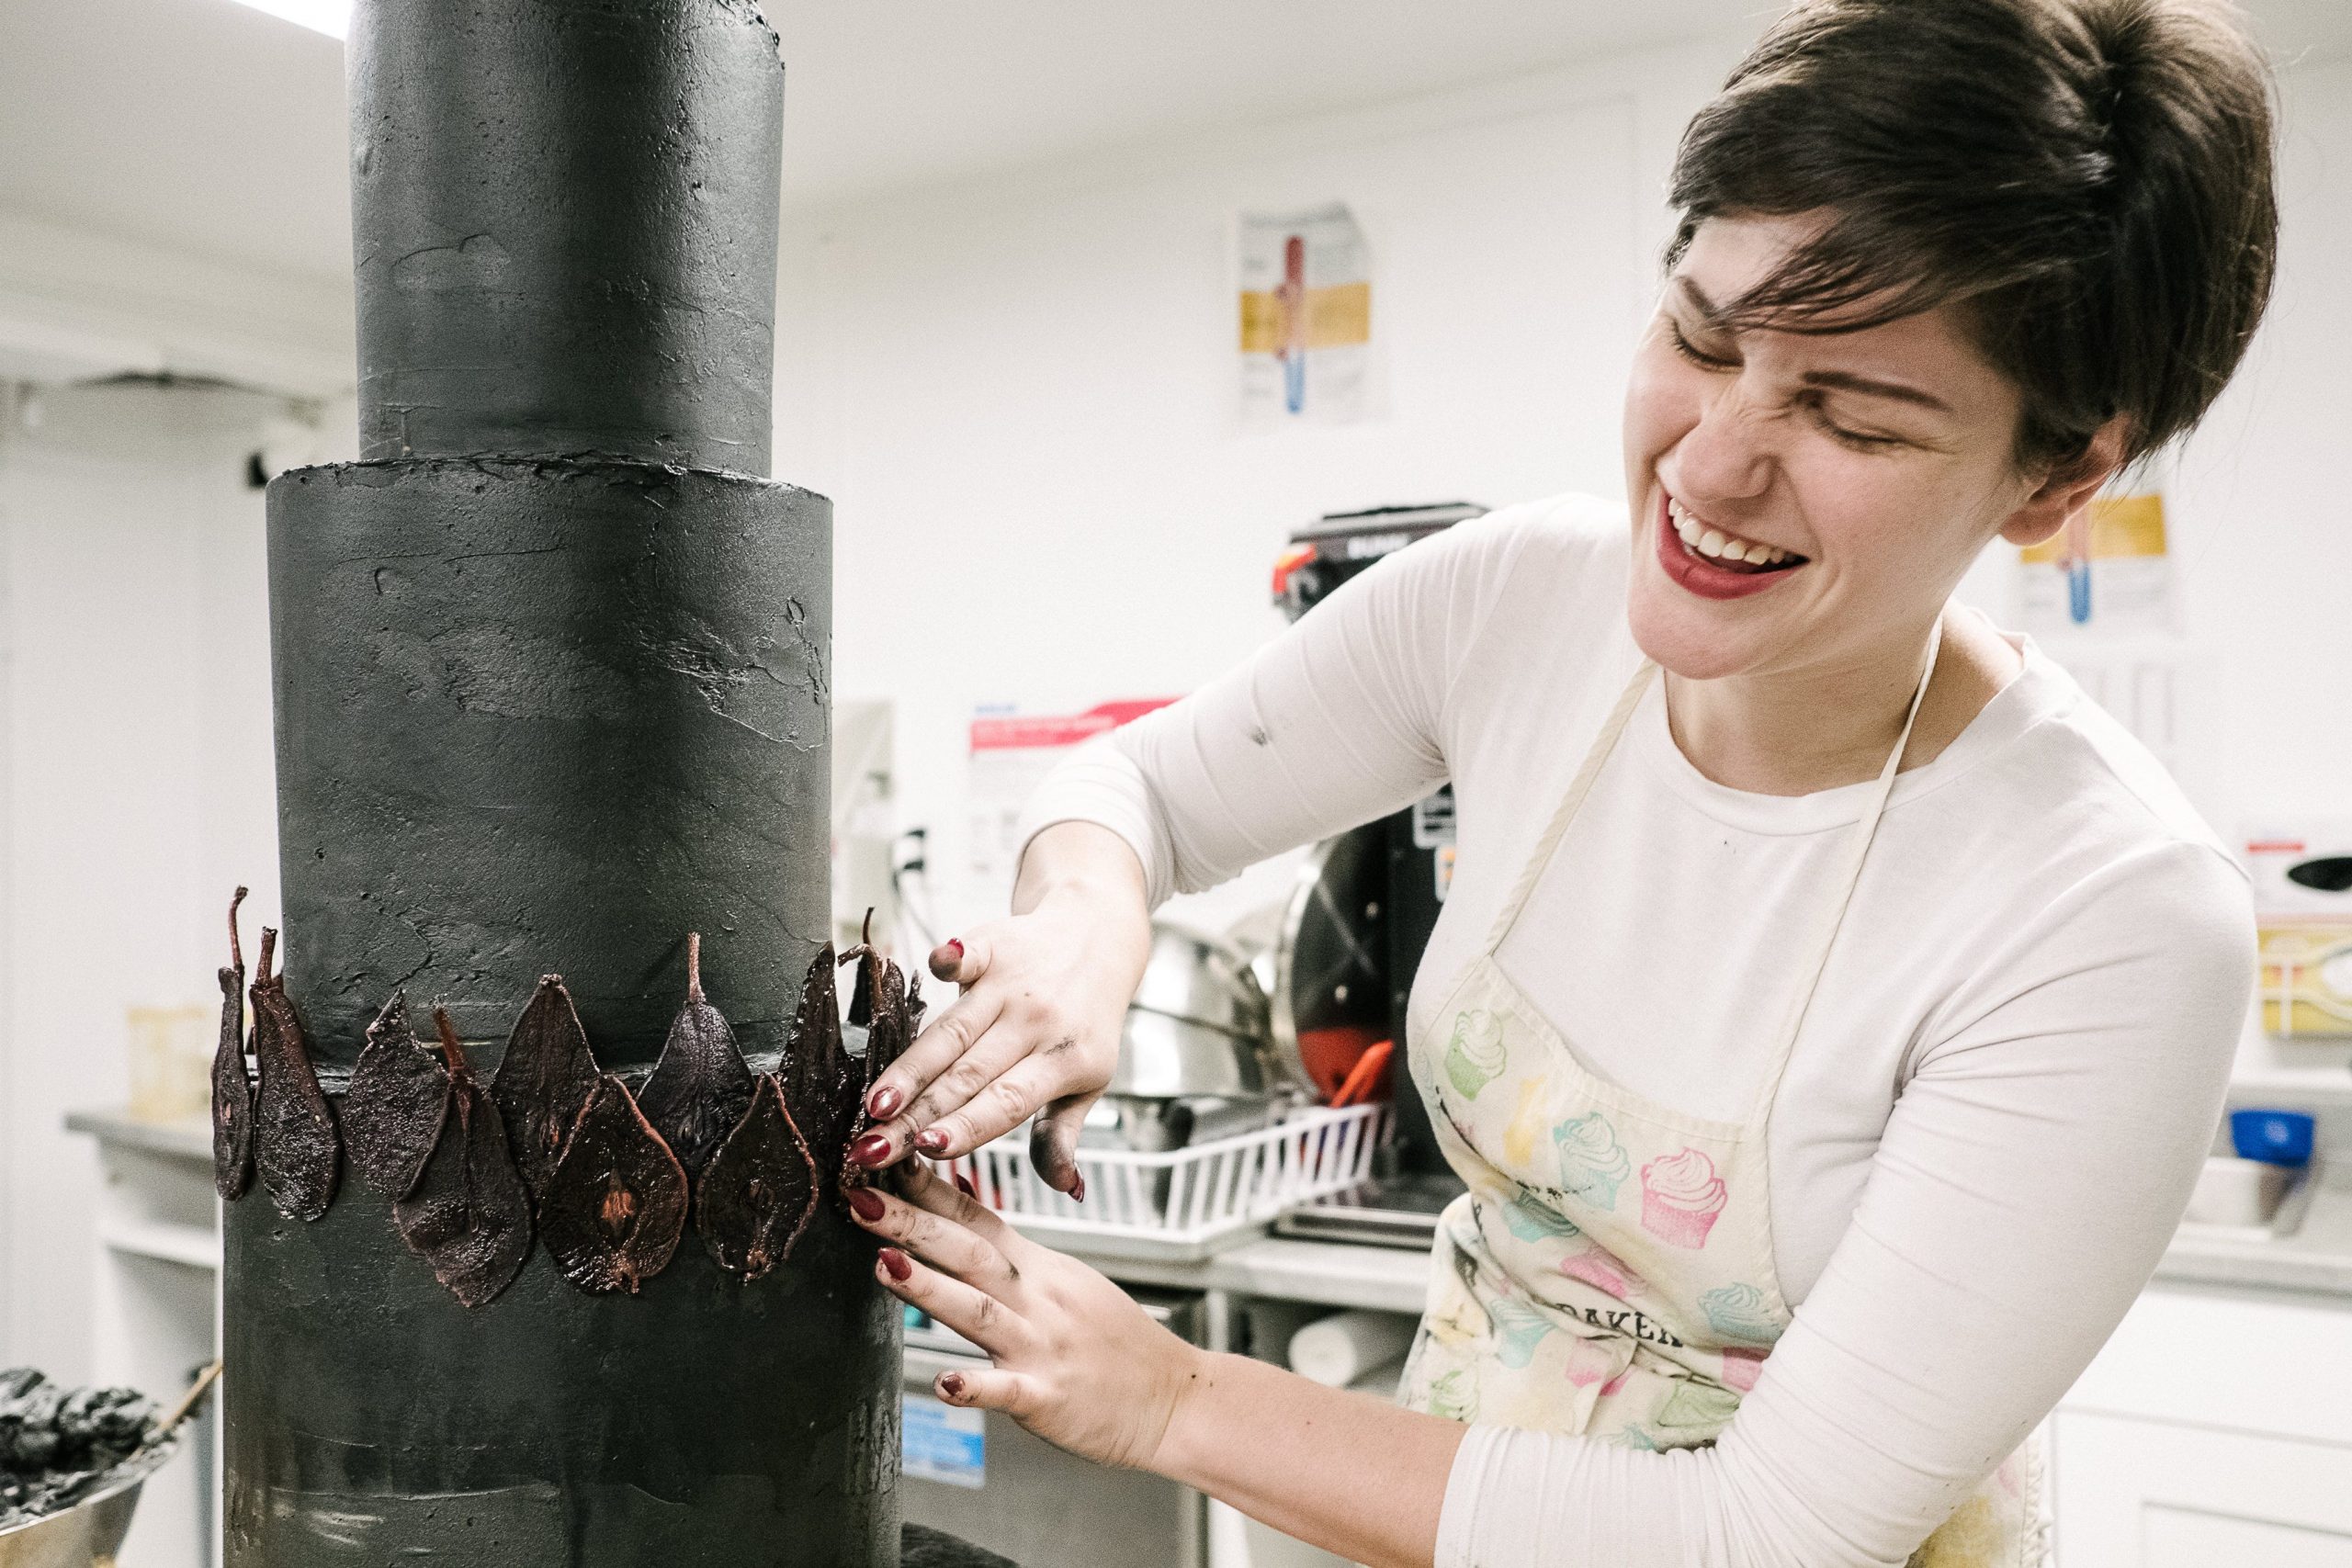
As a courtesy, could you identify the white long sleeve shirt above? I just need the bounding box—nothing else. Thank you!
[1017,495,2256,1567]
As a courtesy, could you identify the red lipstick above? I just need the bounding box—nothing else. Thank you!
[1653,492,1804,602]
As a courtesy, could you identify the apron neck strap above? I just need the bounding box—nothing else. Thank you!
[1481,656,1657,951]
[1748,614,1945,1116]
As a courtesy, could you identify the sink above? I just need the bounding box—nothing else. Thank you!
[2177,1156,2306,1240]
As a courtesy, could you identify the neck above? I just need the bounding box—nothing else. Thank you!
[1663,614,1956,796]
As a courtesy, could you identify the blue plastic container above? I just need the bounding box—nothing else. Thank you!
[2231,1108,2316,1167]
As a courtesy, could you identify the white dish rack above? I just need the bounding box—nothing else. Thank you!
[944,1102,1391,1262]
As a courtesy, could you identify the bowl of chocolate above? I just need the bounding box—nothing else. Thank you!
[0,1369,175,1568]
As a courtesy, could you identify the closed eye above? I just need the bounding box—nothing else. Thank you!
[1666,320,1738,372]
[1801,395,1906,451]
[1669,313,1917,453]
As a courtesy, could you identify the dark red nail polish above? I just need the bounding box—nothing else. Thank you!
[1069,1173,1087,1205]
[913,1128,950,1155]
[933,939,964,976]
[939,1371,966,1400]
[849,1132,892,1168]
[867,1085,903,1120]
[879,1247,912,1282]
[846,1187,885,1221]
[954,1172,977,1200]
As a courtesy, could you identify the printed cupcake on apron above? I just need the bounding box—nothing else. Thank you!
[1639,1148,1727,1248]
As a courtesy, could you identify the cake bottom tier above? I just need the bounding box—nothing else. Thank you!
[223,1182,899,1567]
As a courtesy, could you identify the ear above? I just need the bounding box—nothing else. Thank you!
[1998,417,2133,548]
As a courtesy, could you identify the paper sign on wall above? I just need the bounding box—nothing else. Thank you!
[2018,490,2177,636]
[1238,203,1371,426]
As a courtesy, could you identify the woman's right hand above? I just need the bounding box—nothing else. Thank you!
[852,821,1152,1196]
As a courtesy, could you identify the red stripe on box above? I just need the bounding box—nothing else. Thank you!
[970,700,1178,751]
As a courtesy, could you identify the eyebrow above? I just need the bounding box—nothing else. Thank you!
[1673,276,1955,414]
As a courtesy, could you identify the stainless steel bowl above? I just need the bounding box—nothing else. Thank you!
[1109,1094,1282,1154]
[0,1433,180,1568]
[1110,921,1275,1101]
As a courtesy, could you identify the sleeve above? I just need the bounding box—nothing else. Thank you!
[1013,503,1546,908]
[1433,841,2256,1568]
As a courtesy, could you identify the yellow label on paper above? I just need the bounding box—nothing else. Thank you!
[2018,493,2167,564]
[1238,281,1374,353]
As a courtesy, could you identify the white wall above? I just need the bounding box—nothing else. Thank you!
[0,382,289,1378]
[776,38,1737,936]
[777,38,2352,944]
[2168,54,2352,826]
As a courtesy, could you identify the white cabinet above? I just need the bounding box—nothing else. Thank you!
[2054,1413,2352,1566]
[2054,1283,2352,1567]
[64,1111,218,1568]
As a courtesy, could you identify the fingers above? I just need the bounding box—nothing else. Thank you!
[862,986,1005,1135]
[874,1246,1031,1358]
[898,1157,1030,1258]
[1029,1089,1099,1196]
[918,1053,1075,1160]
[897,1021,1038,1138]
[931,933,981,986]
[933,1364,1041,1420]
[846,1183,1018,1292]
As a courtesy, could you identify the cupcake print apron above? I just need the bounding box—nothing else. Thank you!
[1398,624,2051,1567]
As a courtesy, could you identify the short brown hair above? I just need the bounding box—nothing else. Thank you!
[1667,0,2278,471]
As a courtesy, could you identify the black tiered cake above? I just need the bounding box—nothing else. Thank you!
[226,4,897,1562]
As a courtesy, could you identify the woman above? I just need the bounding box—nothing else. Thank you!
[843,1,2277,1563]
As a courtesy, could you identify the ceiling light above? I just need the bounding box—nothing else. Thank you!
[226,0,350,40]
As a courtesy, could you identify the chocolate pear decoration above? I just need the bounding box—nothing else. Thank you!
[696,1075,820,1281]
[637,932,755,1179]
[392,1009,535,1308]
[540,1073,689,1294]
[780,942,849,1166]
[834,916,914,1190]
[489,975,601,1205]
[838,957,913,1191]
[842,911,882,1030]
[834,912,888,1103]
[248,925,341,1221]
[869,959,913,1082]
[209,886,254,1201]
[345,994,452,1199]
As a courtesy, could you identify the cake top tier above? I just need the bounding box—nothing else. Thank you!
[349,0,784,474]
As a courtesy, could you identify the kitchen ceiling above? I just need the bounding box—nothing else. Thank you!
[1,0,2347,289]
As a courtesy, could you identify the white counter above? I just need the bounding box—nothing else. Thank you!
[1056,1168,2352,1313]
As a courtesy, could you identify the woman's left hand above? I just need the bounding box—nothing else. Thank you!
[850,1161,1203,1471]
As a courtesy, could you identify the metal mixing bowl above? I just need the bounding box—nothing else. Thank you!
[0,1434,181,1568]
[1110,921,1275,1101]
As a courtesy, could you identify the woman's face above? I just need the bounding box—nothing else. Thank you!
[1621,214,2074,682]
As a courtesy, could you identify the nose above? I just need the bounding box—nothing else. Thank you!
[1672,379,1775,510]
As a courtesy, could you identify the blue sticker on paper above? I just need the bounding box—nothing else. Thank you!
[902,1393,986,1489]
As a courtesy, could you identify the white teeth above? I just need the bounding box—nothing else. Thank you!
[1666,495,1795,568]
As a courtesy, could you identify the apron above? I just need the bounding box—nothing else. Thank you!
[1397,623,2052,1568]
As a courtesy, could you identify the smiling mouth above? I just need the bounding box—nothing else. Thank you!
[1665,496,1807,575]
